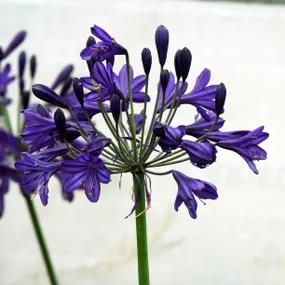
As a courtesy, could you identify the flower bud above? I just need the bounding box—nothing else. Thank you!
[160,69,170,94]
[54,108,66,138]
[86,36,96,47]
[32,84,67,108]
[30,55,37,79]
[59,77,73,96]
[155,25,169,67]
[18,51,26,79]
[174,49,182,80]
[110,94,121,124]
[51,64,74,89]
[0,47,3,61]
[180,47,192,81]
[73,78,84,106]
[215,83,226,116]
[22,91,30,109]
[3,30,26,59]
[141,48,152,76]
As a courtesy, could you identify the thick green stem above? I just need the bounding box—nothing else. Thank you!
[133,172,150,285]
[25,196,59,285]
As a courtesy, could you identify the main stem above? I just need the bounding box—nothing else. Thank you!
[24,196,59,285]
[133,172,150,285]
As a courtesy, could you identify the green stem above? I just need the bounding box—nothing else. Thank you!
[1,103,59,285]
[133,172,150,285]
[25,196,59,285]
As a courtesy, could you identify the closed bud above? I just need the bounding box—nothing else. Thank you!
[155,25,169,67]
[51,64,74,89]
[30,55,37,79]
[19,78,25,94]
[18,51,26,79]
[0,47,3,61]
[73,78,84,106]
[86,36,96,47]
[174,49,182,80]
[215,83,226,116]
[32,84,67,108]
[59,77,73,96]
[3,30,26,59]
[110,94,121,124]
[160,69,170,94]
[22,91,30,109]
[180,47,192,81]
[54,108,66,138]
[141,48,152,75]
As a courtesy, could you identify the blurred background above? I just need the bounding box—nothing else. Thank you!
[0,0,283,284]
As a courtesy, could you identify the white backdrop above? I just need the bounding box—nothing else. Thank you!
[0,0,283,284]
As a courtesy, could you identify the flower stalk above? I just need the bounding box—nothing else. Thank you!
[133,172,150,285]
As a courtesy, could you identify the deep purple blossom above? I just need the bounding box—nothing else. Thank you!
[80,24,126,61]
[180,68,218,118]
[154,122,185,152]
[172,170,218,219]
[180,140,217,168]
[61,152,111,202]
[82,62,148,105]
[185,113,225,138]
[15,153,61,205]
[216,126,268,174]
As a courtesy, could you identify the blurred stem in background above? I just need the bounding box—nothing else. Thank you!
[0,104,59,285]
[133,172,150,285]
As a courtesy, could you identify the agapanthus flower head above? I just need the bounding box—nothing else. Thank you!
[16,23,268,221]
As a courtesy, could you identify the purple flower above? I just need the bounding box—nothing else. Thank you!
[22,105,58,151]
[80,24,126,61]
[179,69,218,118]
[172,170,218,219]
[0,64,15,97]
[180,140,217,168]
[216,126,268,174]
[15,153,61,205]
[154,122,185,152]
[61,152,111,202]
[185,113,225,138]
[114,64,148,103]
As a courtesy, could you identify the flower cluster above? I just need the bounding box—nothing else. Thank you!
[0,31,78,217]
[15,24,268,219]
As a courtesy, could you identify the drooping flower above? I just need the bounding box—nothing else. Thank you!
[61,151,111,202]
[215,126,268,174]
[172,170,218,219]
[180,140,217,168]
[154,122,185,152]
